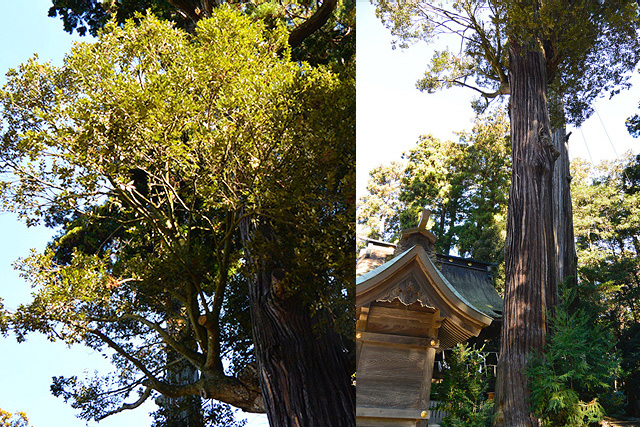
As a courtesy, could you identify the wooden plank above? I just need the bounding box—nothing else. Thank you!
[358,344,425,379]
[356,339,364,370]
[419,346,436,408]
[359,331,437,348]
[357,305,370,331]
[357,376,422,408]
[356,417,416,427]
[357,407,430,420]
[367,305,438,337]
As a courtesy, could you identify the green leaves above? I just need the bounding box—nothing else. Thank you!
[527,287,619,427]
[375,0,640,125]
[11,247,114,345]
[356,161,405,242]
[357,110,509,287]
[432,343,494,427]
[0,5,353,421]
[571,155,640,327]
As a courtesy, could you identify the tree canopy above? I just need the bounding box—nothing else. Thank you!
[357,111,510,290]
[47,0,355,66]
[0,7,354,424]
[374,0,640,124]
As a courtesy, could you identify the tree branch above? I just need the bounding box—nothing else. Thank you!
[288,0,338,49]
[95,387,152,421]
[89,328,162,384]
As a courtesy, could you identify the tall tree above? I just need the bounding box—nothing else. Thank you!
[399,111,511,262]
[400,134,468,254]
[45,2,356,425]
[356,161,405,242]
[373,1,640,425]
[357,111,511,289]
[0,9,354,427]
[571,156,640,417]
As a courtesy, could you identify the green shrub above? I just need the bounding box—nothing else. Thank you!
[527,287,621,427]
[432,343,494,427]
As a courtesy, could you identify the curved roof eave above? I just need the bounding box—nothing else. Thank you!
[356,245,493,327]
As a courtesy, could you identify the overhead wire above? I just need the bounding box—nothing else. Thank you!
[594,107,619,158]
[578,127,594,164]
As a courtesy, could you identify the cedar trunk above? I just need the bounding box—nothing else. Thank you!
[551,122,577,293]
[155,358,205,427]
[494,42,558,427]
[239,217,355,427]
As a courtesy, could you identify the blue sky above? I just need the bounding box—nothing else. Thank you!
[357,0,640,199]
[0,4,157,427]
[0,2,267,426]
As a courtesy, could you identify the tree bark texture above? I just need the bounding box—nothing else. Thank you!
[155,316,206,427]
[156,357,205,427]
[239,216,355,427]
[494,42,558,427]
[551,123,577,296]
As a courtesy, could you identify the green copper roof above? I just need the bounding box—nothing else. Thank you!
[437,258,503,319]
[356,246,503,320]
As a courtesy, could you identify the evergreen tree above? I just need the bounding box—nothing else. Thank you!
[527,284,621,427]
[571,155,640,417]
[356,161,405,242]
[372,2,640,424]
[432,344,494,427]
[358,111,510,290]
[0,9,354,426]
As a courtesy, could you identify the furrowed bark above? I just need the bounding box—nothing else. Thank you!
[551,118,577,299]
[494,40,558,427]
[239,215,355,427]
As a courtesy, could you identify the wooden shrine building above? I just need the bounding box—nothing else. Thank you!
[356,209,503,427]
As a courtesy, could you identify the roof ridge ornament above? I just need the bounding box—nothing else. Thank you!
[418,208,431,231]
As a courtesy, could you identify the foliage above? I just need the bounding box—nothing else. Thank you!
[152,400,246,427]
[0,410,30,427]
[203,402,247,427]
[527,283,621,427]
[356,161,405,242]
[571,156,640,328]
[0,7,353,423]
[374,0,640,125]
[46,0,355,66]
[431,343,494,427]
[571,155,640,417]
[356,111,509,290]
[618,324,640,416]
[399,111,509,260]
[400,134,467,253]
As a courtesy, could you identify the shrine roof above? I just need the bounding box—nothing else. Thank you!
[356,246,503,320]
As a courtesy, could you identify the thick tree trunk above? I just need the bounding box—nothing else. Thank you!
[239,216,355,427]
[494,42,558,427]
[551,122,577,295]
[156,350,205,427]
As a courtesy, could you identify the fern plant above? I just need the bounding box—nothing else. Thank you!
[527,286,621,427]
